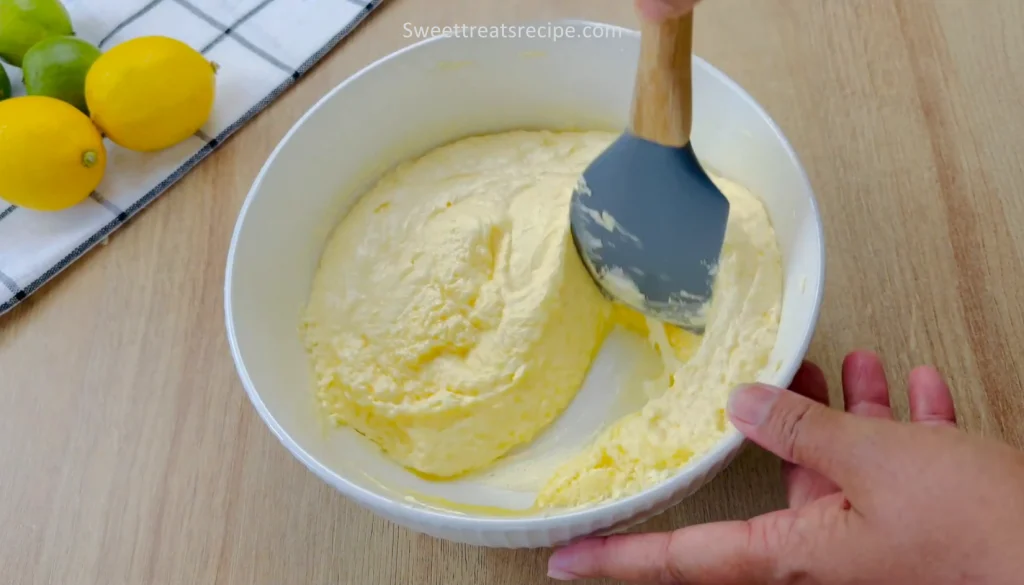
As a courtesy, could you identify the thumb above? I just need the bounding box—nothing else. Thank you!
[727,383,881,494]
[548,519,779,583]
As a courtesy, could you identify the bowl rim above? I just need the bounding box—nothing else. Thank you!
[224,18,826,532]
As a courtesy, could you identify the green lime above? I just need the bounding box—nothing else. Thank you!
[0,66,11,101]
[22,35,99,112]
[0,0,75,67]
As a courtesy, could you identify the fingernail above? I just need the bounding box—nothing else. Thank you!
[547,552,582,581]
[636,0,690,21]
[547,567,580,581]
[728,384,779,425]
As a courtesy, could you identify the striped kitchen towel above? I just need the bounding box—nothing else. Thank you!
[0,0,385,316]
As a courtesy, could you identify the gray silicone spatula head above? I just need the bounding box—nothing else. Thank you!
[569,10,728,334]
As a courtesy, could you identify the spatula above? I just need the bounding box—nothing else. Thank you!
[569,10,729,334]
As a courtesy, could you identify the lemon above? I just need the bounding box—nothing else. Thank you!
[0,0,74,67]
[0,66,10,101]
[23,36,101,113]
[0,95,106,211]
[85,36,216,152]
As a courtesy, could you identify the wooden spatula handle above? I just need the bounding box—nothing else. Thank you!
[630,12,694,147]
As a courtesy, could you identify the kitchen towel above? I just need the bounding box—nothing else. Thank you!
[0,0,385,316]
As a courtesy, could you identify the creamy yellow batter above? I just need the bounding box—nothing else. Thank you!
[536,172,783,507]
[302,131,612,478]
[302,129,782,507]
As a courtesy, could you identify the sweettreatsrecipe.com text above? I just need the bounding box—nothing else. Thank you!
[402,22,624,41]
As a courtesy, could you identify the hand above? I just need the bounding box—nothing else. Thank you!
[635,0,699,21]
[547,350,1024,584]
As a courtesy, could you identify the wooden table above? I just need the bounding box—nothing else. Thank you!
[3,0,1023,582]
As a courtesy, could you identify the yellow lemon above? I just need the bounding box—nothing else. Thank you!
[0,95,106,211]
[85,36,216,152]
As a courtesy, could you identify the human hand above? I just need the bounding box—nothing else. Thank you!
[635,0,699,21]
[547,350,1024,584]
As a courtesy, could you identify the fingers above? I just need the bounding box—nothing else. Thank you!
[789,360,830,404]
[784,351,893,506]
[785,361,840,507]
[839,351,955,427]
[841,350,893,419]
[635,0,698,21]
[548,520,775,583]
[728,383,879,494]
[842,351,955,426]
[908,365,957,426]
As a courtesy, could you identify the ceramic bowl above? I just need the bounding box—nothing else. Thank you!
[225,19,825,548]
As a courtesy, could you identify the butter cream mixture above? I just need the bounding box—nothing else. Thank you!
[302,131,612,478]
[302,129,783,507]
[536,170,783,507]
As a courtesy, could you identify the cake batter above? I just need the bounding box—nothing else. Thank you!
[301,131,612,478]
[301,129,783,506]
[536,170,783,507]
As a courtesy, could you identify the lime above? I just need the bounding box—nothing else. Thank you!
[0,0,75,67]
[22,36,99,112]
[0,66,11,101]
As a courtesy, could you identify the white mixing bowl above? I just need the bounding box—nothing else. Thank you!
[225,19,825,548]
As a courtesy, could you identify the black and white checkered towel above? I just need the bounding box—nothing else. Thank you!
[0,0,384,316]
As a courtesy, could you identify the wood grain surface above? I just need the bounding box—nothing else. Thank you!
[3,0,1024,583]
